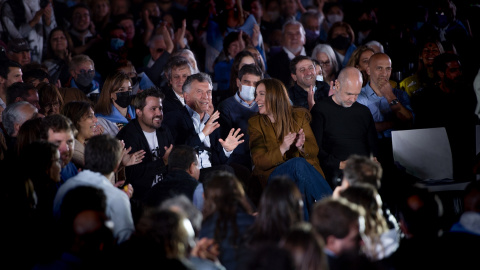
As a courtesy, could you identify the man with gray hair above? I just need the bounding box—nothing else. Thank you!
[1,101,38,152]
[163,72,244,183]
[161,55,195,113]
[267,19,307,88]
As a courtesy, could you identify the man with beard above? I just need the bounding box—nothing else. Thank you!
[116,87,174,203]
[411,53,477,182]
[356,53,413,172]
[288,55,330,111]
[267,19,307,88]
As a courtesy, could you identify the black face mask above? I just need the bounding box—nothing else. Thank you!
[330,35,351,50]
[115,91,133,108]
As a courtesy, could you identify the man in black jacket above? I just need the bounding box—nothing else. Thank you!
[116,87,174,202]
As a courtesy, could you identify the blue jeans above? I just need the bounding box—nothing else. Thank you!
[268,157,333,221]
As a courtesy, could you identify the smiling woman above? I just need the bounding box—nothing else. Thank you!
[248,78,332,220]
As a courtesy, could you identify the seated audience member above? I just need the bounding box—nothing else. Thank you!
[163,73,243,183]
[159,195,226,270]
[326,21,357,70]
[68,3,102,56]
[42,27,75,87]
[95,70,135,136]
[161,55,194,114]
[390,185,444,270]
[267,19,307,88]
[115,59,156,95]
[217,64,263,172]
[0,60,24,111]
[356,53,413,184]
[338,183,400,265]
[248,77,332,219]
[6,82,41,111]
[61,101,101,169]
[279,222,329,270]
[346,45,375,87]
[66,54,101,102]
[1,101,38,156]
[199,171,255,270]
[21,63,51,87]
[36,82,64,116]
[172,48,200,74]
[237,176,304,269]
[310,196,373,270]
[14,117,43,158]
[140,30,174,88]
[145,145,204,210]
[116,87,174,203]
[39,114,77,184]
[114,13,149,69]
[109,208,195,269]
[227,50,260,98]
[288,55,331,110]
[311,43,339,85]
[6,38,32,66]
[310,67,378,187]
[53,134,135,244]
[438,180,480,269]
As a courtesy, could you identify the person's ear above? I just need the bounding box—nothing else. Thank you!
[187,162,196,175]
[236,78,241,89]
[291,73,297,82]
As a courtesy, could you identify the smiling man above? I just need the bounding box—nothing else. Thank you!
[288,55,331,110]
[116,87,174,202]
[163,72,244,182]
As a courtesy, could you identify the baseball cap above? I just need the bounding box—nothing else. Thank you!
[7,38,31,53]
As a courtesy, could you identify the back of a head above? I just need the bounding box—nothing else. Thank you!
[19,140,58,181]
[6,82,36,106]
[250,176,303,245]
[84,134,122,175]
[397,185,443,238]
[241,244,295,270]
[310,197,363,241]
[343,154,382,189]
[0,59,21,79]
[160,194,203,236]
[2,101,36,137]
[15,117,43,155]
[167,145,197,172]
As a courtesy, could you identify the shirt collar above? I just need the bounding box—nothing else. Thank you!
[283,46,306,60]
[185,104,209,124]
[234,92,257,108]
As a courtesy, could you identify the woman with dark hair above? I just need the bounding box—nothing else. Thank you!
[15,117,43,158]
[236,176,304,269]
[327,21,357,69]
[42,27,75,86]
[61,100,101,169]
[199,171,255,270]
[94,70,135,136]
[36,82,64,116]
[227,50,259,96]
[248,78,332,220]
[346,45,375,87]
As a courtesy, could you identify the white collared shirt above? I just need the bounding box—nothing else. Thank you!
[283,46,306,60]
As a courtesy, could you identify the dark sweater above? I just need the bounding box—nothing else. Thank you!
[288,80,330,110]
[310,96,378,183]
[144,169,199,207]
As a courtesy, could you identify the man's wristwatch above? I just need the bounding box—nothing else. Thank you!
[389,99,399,106]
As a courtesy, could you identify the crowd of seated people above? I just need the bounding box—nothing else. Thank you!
[0,0,479,269]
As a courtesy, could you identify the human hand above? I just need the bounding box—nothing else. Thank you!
[308,85,315,110]
[295,129,305,152]
[238,30,245,51]
[252,24,260,47]
[143,9,154,31]
[191,237,220,262]
[202,110,220,136]
[115,181,134,198]
[174,19,187,48]
[122,148,146,167]
[280,132,297,154]
[93,123,104,136]
[219,128,245,152]
[162,144,173,165]
[207,98,215,116]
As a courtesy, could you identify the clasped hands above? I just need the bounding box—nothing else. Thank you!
[202,110,245,152]
[280,129,305,155]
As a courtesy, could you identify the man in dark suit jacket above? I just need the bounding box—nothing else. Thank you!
[161,55,194,113]
[116,87,174,202]
[163,72,244,182]
[267,19,307,88]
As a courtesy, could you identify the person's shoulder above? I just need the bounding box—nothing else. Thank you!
[218,96,237,109]
[247,113,262,125]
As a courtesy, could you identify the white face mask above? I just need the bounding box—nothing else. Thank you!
[327,14,343,24]
[316,75,324,81]
[239,84,255,101]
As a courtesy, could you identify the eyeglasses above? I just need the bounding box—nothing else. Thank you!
[78,69,95,76]
[44,101,60,112]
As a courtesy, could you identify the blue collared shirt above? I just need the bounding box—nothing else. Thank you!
[357,82,413,138]
[234,92,258,109]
